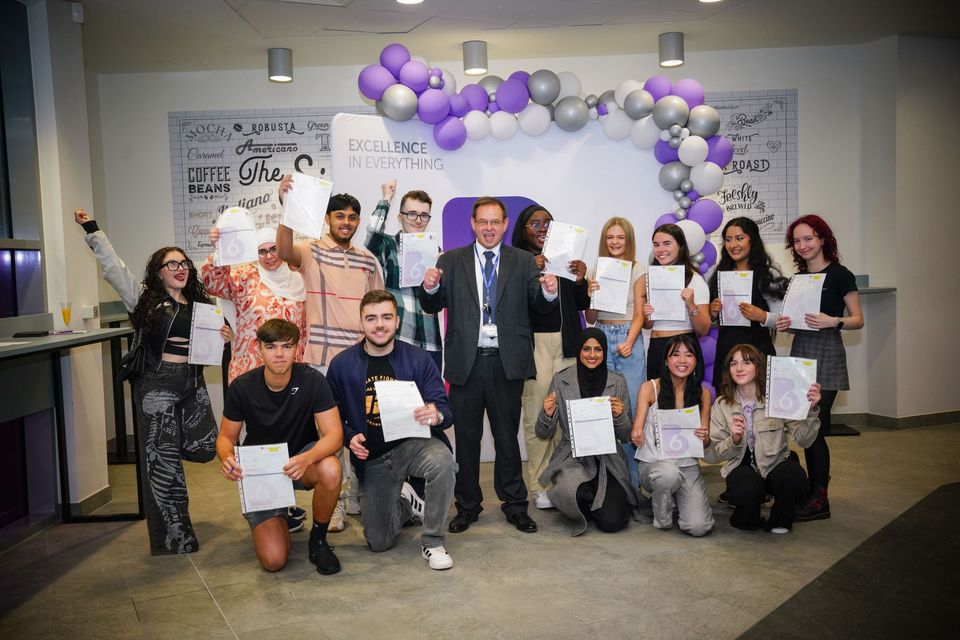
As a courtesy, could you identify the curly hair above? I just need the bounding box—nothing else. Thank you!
[132,247,210,333]
[786,214,841,273]
[709,217,788,300]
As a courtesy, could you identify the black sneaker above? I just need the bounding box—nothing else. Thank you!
[795,497,831,522]
[286,515,304,533]
[717,491,732,507]
[289,506,307,522]
[309,539,341,575]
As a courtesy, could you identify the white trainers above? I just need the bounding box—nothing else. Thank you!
[401,482,425,522]
[769,526,789,535]
[345,496,362,515]
[328,501,345,533]
[422,545,454,570]
[534,491,554,510]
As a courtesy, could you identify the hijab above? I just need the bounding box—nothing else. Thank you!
[576,327,608,398]
[255,226,306,301]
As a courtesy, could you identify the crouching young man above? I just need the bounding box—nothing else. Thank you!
[326,290,457,570]
[217,319,343,574]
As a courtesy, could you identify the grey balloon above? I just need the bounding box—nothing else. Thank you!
[598,89,618,111]
[669,124,683,137]
[679,196,692,210]
[668,136,682,149]
[478,75,503,96]
[674,208,688,220]
[375,99,386,117]
[687,104,721,138]
[380,84,418,121]
[489,91,497,103]
[673,190,684,201]
[554,96,589,132]
[546,103,556,120]
[658,161,691,191]
[428,75,442,89]
[527,70,561,105]
[585,94,599,108]
[652,95,691,130]
[692,251,705,264]
[623,88,654,119]
[680,179,693,193]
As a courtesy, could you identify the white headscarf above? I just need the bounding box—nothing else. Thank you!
[255,226,306,301]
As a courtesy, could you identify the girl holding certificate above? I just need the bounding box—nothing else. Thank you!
[536,329,639,535]
[631,334,714,537]
[708,217,789,388]
[512,204,591,511]
[709,345,821,533]
[74,209,230,555]
[639,224,712,380]
[782,215,863,521]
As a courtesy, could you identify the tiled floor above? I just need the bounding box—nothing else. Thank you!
[1,423,958,640]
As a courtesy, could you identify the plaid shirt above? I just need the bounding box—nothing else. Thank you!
[365,199,441,352]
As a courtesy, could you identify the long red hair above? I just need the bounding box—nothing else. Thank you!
[785,214,841,273]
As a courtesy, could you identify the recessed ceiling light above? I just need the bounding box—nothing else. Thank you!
[396,0,424,4]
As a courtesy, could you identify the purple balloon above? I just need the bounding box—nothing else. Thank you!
[699,240,717,267]
[644,75,673,102]
[417,88,451,124]
[495,78,529,114]
[704,363,714,385]
[706,135,734,168]
[654,212,677,228]
[698,261,711,276]
[687,190,700,202]
[708,325,720,340]
[671,79,705,108]
[597,102,609,116]
[448,93,469,118]
[430,67,443,77]
[508,70,531,86]
[358,64,397,101]
[700,335,717,366]
[703,381,716,403]
[688,199,723,234]
[398,60,429,93]
[488,101,501,114]
[654,139,679,164]
[433,115,467,151]
[379,43,410,78]
[460,84,489,112]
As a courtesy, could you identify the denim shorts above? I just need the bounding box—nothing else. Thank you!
[242,441,315,530]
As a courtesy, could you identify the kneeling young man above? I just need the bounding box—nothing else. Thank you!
[217,319,343,574]
[326,290,457,570]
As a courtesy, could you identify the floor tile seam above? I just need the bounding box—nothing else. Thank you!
[189,553,241,640]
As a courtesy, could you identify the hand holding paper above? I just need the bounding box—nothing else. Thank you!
[281,173,332,239]
[542,222,589,281]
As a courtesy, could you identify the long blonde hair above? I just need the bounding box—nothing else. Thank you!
[598,217,636,263]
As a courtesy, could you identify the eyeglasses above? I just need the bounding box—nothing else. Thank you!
[401,211,432,223]
[258,246,278,257]
[163,259,194,272]
[525,220,551,231]
[474,219,504,228]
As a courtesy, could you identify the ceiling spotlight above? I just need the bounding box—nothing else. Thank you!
[268,48,293,83]
[462,40,488,76]
[659,32,684,68]
[396,0,424,4]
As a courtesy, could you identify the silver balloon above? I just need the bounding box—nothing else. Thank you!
[489,91,497,103]
[669,124,683,137]
[674,209,688,220]
[553,96,589,132]
[375,99,386,117]
[585,94,599,108]
[546,103,556,120]
[680,179,693,192]
[428,75,442,89]
[668,136,682,149]
[680,127,690,139]
[380,84,418,121]
[652,95,691,130]
[692,251,705,264]
[527,70,561,106]
[687,104,721,138]
[673,190,684,201]
[658,161,691,191]
[679,196,692,210]
[622,88,654,120]
[478,75,503,96]
[598,89,618,112]
[660,129,672,142]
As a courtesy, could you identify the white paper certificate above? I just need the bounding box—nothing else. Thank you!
[567,396,617,458]
[236,443,295,514]
[542,222,589,281]
[374,380,430,442]
[719,271,753,327]
[214,207,258,266]
[187,302,225,366]
[781,273,826,331]
[766,356,817,420]
[591,258,632,315]
[399,232,439,288]
[655,407,704,459]
[281,173,332,238]
[647,265,686,321]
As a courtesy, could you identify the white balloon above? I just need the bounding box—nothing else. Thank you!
[630,115,660,150]
[678,135,709,167]
[690,161,724,195]
[463,110,490,140]
[659,129,671,142]
[681,127,690,138]
[410,54,430,68]
[440,68,457,96]
[602,108,633,141]
[556,71,581,100]
[676,219,706,255]
[614,80,644,108]
[517,103,551,136]
[489,111,518,140]
[588,106,599,120]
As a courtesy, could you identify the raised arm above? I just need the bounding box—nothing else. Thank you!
[74,208,142,312]
[200,226,239,301]
[276,175,302,269]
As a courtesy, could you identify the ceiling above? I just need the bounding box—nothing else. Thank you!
[77,0,960,74]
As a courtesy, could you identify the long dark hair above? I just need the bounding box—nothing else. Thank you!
[511,204,551,254]
[709,217,788,300]
[786,214,841,273]
[717,343,767,406]
[132,246,210,333]
[651,223,697,286]
[657,333,705,409]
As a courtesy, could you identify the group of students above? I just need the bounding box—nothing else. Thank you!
[73,179,862,575]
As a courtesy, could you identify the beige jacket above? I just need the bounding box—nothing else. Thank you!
[709,398,820,479]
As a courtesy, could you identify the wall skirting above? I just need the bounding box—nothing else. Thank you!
[69,484,112,517]
[834,411,960,430]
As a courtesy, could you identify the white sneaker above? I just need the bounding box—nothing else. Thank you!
[769,526,789,535]
[534,491,554,510]
[422,545,454,570]
[345,496,362,515]
[328,501,345,533]
[401,482,425,522]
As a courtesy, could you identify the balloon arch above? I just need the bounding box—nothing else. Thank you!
[358,43,732,392]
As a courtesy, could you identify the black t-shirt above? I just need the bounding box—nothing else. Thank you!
[363,354,400,461]
[814,262,857,318]
[224,363,337,454]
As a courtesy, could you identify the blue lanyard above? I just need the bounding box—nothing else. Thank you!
[475,245,499,301]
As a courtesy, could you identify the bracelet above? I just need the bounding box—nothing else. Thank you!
[836,319,844,330]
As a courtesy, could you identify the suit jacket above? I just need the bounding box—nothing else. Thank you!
[418,243,555,385]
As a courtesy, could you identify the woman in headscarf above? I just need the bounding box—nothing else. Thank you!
[535,328,639,535]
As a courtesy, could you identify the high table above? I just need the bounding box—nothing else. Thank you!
[0,328,143,523]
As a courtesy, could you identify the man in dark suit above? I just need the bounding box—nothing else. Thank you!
[419,196,558,533]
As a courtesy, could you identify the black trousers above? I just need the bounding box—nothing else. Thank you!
[726,453,807,531]
[804,389,836,490]
[577,469,630,533]
[449,352,527,517]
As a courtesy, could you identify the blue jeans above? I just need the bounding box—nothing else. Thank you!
[597,322,646,487]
